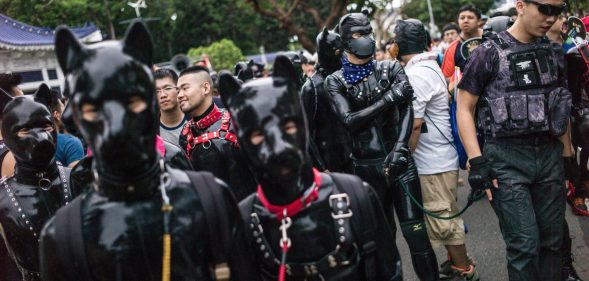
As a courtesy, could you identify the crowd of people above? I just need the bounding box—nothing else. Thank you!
[0,0,587,280]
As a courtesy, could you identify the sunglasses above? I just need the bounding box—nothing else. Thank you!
[524,0,567,16]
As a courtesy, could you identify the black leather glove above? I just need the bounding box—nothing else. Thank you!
[383,81,414,105]
[564,156,581,188]
[384,142,410,178]
[468,156,497,191]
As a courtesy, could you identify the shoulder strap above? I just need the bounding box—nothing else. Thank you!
[330,173,377,281]
[55,195,92,281]
[186,171,233,280]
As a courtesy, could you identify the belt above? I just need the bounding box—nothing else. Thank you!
[351,156,386,166]
[486,134,554,146]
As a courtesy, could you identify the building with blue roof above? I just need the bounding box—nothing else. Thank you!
[0,13,102,93]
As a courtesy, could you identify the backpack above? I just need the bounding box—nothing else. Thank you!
[418,65,483,169]
[54,171,236,281]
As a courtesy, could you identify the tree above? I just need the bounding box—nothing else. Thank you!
[188,39,245,71]
[401,0,495,33]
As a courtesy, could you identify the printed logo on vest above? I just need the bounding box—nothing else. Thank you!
[516,60,532,70]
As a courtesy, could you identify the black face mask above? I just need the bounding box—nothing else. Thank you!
[55,21,157,178]
[1,84,57,169]
[220,56,312,190]
[338,12,376,59]
[316,27,343,74]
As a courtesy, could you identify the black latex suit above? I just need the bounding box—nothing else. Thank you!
[300,28,352,172]
[41,21,260,281]
[0,84,77,281]
[179,101,257,201]
[325,12,439,281]
[219,55,402,281]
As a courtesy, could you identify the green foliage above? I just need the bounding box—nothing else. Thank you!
[402,0,496,30]
[0,0,291,63]
[188,39,244,71]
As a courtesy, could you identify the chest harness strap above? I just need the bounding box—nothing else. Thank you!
[183,109,239,156]
[252,169,357,280]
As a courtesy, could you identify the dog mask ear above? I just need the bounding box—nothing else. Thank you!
[272,55,298,82]
[122,20,153,66]
[54,26,87,75]
[218,73,242,108]
[32,83,54,110]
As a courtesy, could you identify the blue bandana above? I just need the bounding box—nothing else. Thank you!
[341,56,375,85]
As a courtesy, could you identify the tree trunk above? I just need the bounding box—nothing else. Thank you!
[102,0,116,39]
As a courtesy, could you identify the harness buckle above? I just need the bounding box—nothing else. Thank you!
[329,193,353,219]
[218,129,228,140]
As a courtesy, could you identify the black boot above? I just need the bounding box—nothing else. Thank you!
[562,252,583,281]
[411,249,440,281]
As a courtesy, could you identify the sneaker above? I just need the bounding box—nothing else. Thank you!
[440,256,476,278]
[447,264,480,281]
[573,197,588,215]
[562,265,583,281]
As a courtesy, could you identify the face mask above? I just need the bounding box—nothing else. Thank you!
[220,56,310,186]
[2,96,56,169]
[55,21,158,177]
[347,33,376,59]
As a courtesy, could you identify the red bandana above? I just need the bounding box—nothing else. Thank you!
[257,168,322,220]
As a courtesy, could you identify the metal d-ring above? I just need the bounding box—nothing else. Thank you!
[202,140,212,150]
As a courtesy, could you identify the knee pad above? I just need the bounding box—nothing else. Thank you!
[400,220,431,252]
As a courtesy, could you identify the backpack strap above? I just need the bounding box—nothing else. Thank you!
[330,173,377,281]
[55,195,92,281]
[186,171,233,281]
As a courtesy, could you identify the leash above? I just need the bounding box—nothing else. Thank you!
[396,177,485,220]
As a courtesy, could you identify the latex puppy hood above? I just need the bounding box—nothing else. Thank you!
[1,83,57,169]
[219,55,314,203]
[54,21,158,180]
[337,11,375,59]
[316,27,343,75]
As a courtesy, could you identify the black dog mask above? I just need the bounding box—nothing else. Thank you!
[316,27,343,74]
[220,56,313,203]
[54,21,157,179]
[1,83,57,169]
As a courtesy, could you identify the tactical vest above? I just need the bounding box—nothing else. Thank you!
[477,31,568,138]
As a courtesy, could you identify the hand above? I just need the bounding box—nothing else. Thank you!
[564,156,581,188]
[468,156,498,201]
[383,81,413,105]
[384,143,410,178]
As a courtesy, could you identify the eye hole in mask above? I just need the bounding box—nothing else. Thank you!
[81,103,98,122]
[16,125,54,138]
[128,96,147,113]
[250,130,265,146]
[282,120,298,135]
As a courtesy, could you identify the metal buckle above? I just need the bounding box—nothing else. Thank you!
[218,129,228,140]
[202,140,212,149]
[329,193,353,219]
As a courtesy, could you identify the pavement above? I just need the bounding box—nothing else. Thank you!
[395,171,589,281]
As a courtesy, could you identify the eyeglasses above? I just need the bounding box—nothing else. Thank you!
[155,86,178,94]
[524,0,567,16]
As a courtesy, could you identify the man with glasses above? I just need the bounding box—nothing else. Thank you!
[177,66,256,200]
[154,68,188,146]
[457,0,572,280]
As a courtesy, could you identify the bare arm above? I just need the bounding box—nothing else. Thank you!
[456,90,481,160]
[1,152,15,178]
[409,118,423,152]
[559,121,573,157]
